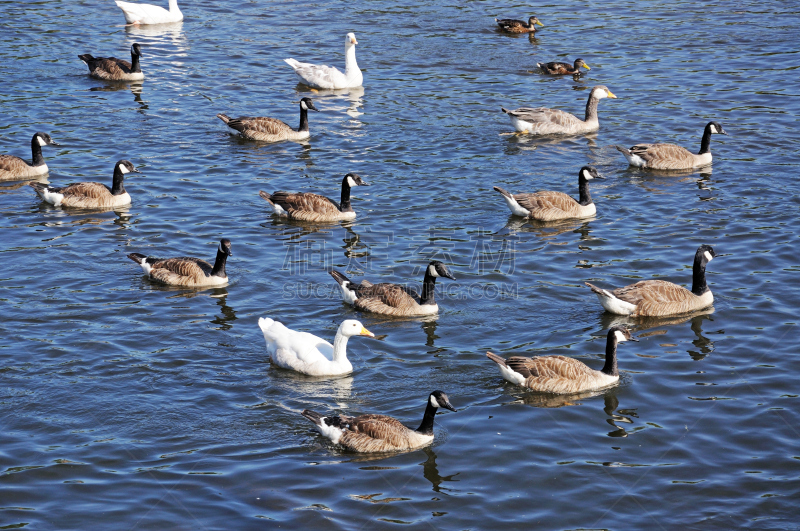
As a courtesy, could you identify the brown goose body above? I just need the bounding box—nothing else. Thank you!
[330,261,456,317]
[259,173,368,222]
[78,43,144,81]
[616,122,727,170]
[127,239,232,287]
[0,132,58,181]
[486,327,637,394]
[301,391,457,453]
[217,98,318,142]
[585,245,717,317]
[495,16,543,33]
[538,58,590,75]
[29,159,137,209]
[494,166,602,220]
[502,86,617,135]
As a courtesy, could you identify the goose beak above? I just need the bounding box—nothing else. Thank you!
[49,141,61,146]
[350,37,358,45]
[441,399,457,412]
[583,63,591,70]
[629,336,639,342]
[607,90,617,99]
[132,168,141,173]
[594,174,606,179]
[360,327,375,338]
[443,272,456,281]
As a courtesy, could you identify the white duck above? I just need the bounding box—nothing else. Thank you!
[115,0,183,25]
[258,318,374,376]
[284,33,363,90]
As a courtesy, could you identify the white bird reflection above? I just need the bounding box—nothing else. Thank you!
[296,85,365,119]
[124,21,187,47]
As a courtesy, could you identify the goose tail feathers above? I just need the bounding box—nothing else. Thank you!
[486,351,508,368]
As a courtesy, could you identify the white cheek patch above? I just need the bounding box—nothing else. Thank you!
[593,88,606,99]
[427,265,440,277]
[614,330,627,343]
[429,396,440,408]
[582,169,593,180]
[118,164,131,174]
[300,101,308,110]
[709,125,718,134]
[37,136,48,147]
[347,176,357,187]
[704,251,713,262]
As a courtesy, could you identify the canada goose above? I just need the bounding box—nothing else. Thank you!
[115,0,183,25]
[29,159,138,208]
[259,173,368,222]
[585,244,717,317]
[284,33,363,89]
[259,318,374,376]
[78,44,143,81]
[494,166,603,221]
[486,327,637,394]
[217,98,319,142]
[538,58,590,75]
[495,16,543,33]
[127,238,232,287]
[502,85,617,135]
[0,132,59,181]
[301,390,457,453]
[616,122,728,170]
[330,261,456,317]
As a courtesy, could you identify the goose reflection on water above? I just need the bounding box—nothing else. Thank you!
[600,307,716,360]
[89,82,146,108]
[209,289,237,331]
[499,216,593,242]
[295,85,365,119]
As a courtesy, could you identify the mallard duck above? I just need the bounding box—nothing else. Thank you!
[259,173,368,222]
[486,327,637,393]
[538,58,590,75]
[502,85,617,135]
[127,239,232,287]
[585,245,717,316]
[330,261,456,317]
[259,318,374,376]
[494,166,603,220]
[217,98,319,142]
[0,132,59,181]
[30,159,138,208]
[284,33,363,89]
[616,122,728,170]
[115,0,183,25]
[301,391,457,452]
[78,43,144,81]
[495,16,543,33]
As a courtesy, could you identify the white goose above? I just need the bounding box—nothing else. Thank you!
[258,318,374,376]
[115,0,183,25]
[284,33,363,90]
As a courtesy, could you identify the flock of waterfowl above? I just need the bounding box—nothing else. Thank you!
[2,1,729,454]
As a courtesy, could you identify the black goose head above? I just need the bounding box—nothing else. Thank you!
[579,166,604,181]
[575,58,590,71]
[429,390,457,412]
[35,132,59,147]
[300,97,319,112]
[343,172,369,187]
[218,238,233,257]
[427,261,456,281]
[696,244,716,265]
[115,160,140,175]
[608,326,638,343]
[131,43,142,57]
[707,121,727,135]
[527,16,543,27]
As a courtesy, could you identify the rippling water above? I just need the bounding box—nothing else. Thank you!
[2,0,800,528]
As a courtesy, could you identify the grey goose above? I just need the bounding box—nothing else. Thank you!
[502,85,617,135]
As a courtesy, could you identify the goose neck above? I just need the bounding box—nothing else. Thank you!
[584,94,599,123]
[169,0,181,13]
[699,124,713,155]
[110,168,127,196]
[420,271,437,305]
[344,44,359,76]
[577,176,593,206]
[415,401,438,435]
[339,177,353,212]
[298,105,310,132]
[31,135,45,167]
[691,254,709,296]
[210,247,229,278]
[331,331,350,362]
[131,51,142,73]
[601,332,619,376]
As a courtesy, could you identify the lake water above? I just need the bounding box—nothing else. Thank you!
[2,0,799,528]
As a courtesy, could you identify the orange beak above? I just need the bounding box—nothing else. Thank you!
[360,326,375,337]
